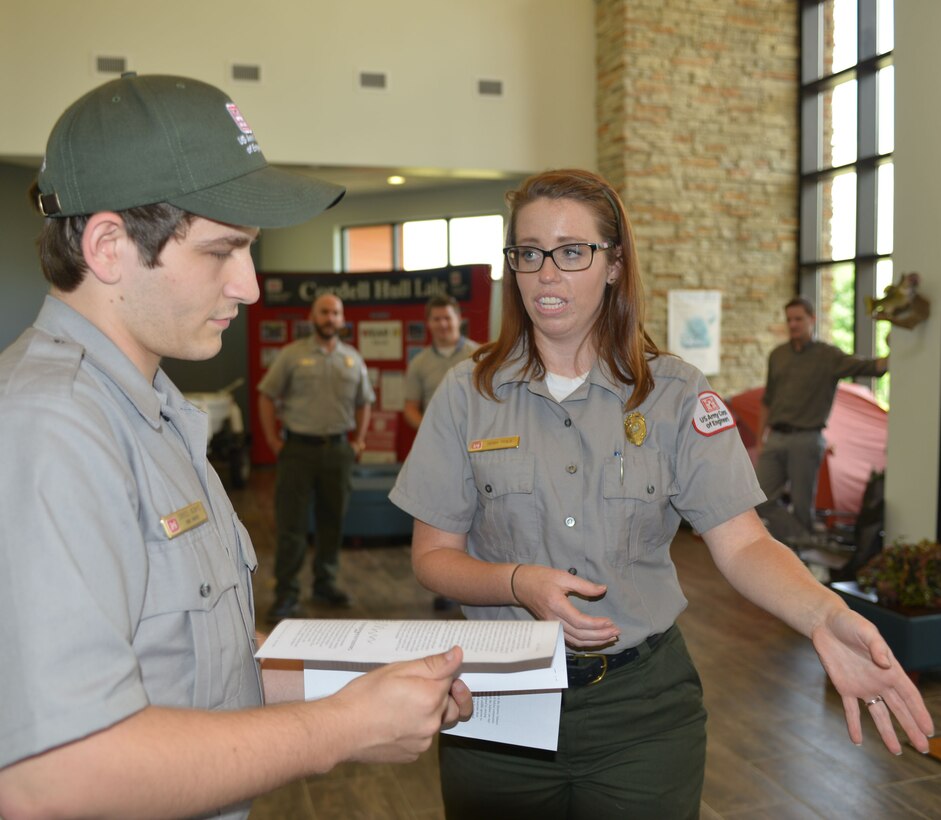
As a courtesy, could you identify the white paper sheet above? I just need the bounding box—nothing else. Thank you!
[258,619,567,750]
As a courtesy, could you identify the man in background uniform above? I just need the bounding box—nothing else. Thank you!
[259,293,374,621]
[755,296,887,543]
[403,294,479,610]
[403,294,479,431]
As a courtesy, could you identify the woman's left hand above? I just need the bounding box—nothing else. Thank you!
[811,607,935,754]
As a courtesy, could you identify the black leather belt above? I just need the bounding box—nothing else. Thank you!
[286,431,345,446]
[566,631,667,687]
[771,423,822,434]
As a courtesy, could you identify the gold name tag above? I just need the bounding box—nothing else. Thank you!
[468,436,520,453]
[160,501,209,539]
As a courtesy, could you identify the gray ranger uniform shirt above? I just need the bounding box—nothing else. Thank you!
[0,297,261,820]
[258,336,374,436]
[404,336,480,410]
[390,352,765,652]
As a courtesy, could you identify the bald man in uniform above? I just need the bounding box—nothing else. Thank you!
[258,294,374,620]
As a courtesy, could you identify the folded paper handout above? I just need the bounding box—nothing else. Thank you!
[256,618,567,750]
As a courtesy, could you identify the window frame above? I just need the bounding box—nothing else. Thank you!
[341,214,504,276]
[799,0,893,378]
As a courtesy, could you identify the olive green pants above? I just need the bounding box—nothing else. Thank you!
[273,437,353,596]
[439,626,707,820]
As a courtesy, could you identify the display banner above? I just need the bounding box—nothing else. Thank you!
[248,266,491,464]
[261,267,475,308]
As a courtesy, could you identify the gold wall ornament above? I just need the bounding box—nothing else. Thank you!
[624,412,647,446]
[866,271,930,329]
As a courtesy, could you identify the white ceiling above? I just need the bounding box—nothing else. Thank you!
[287,164,526,197]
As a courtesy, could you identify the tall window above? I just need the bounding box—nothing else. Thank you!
[800,0,894,406]
[343,215,505,280]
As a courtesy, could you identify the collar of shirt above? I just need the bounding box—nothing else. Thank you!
[490,344,633,405]
[432,336,466,357]
[36,295,177,431]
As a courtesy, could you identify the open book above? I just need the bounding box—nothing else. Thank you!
[256,618,567,751]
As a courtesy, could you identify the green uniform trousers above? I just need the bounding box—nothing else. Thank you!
[439,625,707,820]
[274,437,353,596]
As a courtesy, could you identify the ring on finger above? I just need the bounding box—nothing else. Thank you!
[865,695,884,707]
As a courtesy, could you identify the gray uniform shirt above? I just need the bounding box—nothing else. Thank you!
[257,336,374,435]
[390,352,764,651]
[0,297,261,820]
[404,336,480,410]
[763,340,884,429]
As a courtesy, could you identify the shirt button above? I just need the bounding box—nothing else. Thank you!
[563,418,572,427]
[646,484,655,494]
[485,484,493,493]
[199,583,212,598]
[566,465,577,474]
[564,516,576,527]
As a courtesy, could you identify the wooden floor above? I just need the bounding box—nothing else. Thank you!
[231,466,941,819]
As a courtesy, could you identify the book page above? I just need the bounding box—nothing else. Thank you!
[266,619,569,751]
[443,691,562,751]
[257,618,560,665]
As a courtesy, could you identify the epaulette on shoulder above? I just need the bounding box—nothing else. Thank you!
[2,330,84,398]
[649,354,699,383]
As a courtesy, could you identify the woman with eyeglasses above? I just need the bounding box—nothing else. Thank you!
[390,169,932,819]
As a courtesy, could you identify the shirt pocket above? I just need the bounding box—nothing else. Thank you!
[232,513,258,636]
[139,528,244,710]
[602,449,679,569]
[469,451,538,561]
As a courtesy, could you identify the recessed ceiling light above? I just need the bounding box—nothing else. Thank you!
[387,175,406,186]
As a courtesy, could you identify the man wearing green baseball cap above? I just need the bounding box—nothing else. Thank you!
[0,73,470,819]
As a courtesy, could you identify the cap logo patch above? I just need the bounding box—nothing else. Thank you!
[226,102,253,134]
[226,102,261,155]
[692,391,736,437]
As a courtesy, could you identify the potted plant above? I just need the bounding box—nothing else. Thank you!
[856,539,941,613]
[830,539,941,673]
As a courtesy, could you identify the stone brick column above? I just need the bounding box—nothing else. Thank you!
[595,0,799,396]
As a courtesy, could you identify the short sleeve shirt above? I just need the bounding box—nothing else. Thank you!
[763,340,884,429]
[404,337,480,410]
[0,297,261,819]
[390,353,765,650]
[257,337,375,435]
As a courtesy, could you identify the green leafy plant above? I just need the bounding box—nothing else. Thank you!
[856,539,941,611]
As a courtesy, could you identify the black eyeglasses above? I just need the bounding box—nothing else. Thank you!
[503,242,617,273]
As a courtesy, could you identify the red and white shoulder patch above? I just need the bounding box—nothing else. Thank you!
[692,391,736,436]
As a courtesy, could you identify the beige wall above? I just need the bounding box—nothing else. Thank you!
[885,2,941,541]
[1,0,596,175]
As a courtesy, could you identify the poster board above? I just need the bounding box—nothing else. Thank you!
[667,289,721,375]
[247,266,491,464]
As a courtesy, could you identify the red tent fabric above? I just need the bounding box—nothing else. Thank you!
[726,382,887,520]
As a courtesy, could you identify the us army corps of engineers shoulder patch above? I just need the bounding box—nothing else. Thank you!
[692,391,736,436]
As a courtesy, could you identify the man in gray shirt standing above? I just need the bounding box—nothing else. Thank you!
[755,296,887,543]
[258,293,375,620]
[403,294,479,611]
[403,294,479,431]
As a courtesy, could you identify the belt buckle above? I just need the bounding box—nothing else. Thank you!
[570,652,608,685]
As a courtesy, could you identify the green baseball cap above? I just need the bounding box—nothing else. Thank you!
[36,73,345,228]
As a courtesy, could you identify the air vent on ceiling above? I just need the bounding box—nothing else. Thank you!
[95,55,127,75]
[231,63,261,82]
[358,70,388,91]
[478,79,504,97]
